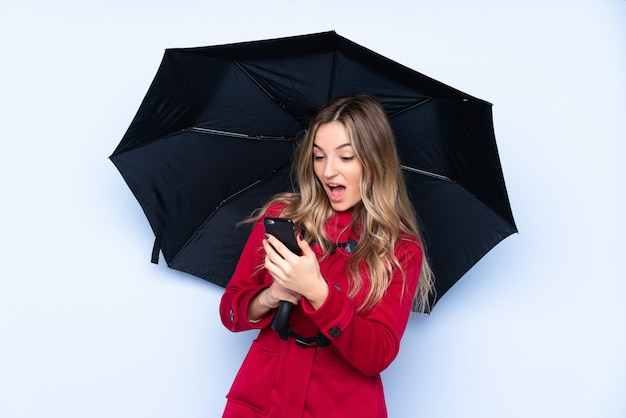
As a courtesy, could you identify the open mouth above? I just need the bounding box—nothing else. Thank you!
[327,184,346,201]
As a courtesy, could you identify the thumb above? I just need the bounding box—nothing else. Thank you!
[297,233,312,256]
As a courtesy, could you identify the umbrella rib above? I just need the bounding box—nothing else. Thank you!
[327,48,338,102]
[232,60,308,129]
[401,165,454,183]
[187,127,292,142]
[173,163,292,262]
[212,162,290,212]
[388,98,432,118]
[217,178,266,210]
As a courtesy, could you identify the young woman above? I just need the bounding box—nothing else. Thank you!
[219,94,434,417]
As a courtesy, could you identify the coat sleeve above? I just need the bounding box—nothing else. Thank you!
[301,239,422,376]
[219,214,275,332]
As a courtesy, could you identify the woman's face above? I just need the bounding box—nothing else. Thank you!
[312,121,363,212]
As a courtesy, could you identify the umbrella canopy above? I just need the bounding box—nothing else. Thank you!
[110,31,516,311]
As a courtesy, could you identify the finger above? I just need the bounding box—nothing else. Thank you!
[264,247,296,288]
[263,236,283,263]
[297,233,313,256]
[264,234,285,258]
[273,288,300,305]
[264,251,285,282]
[265,234,299,261]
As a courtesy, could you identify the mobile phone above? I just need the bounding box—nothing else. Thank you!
[263,217,302,257]
[263,217,301,333]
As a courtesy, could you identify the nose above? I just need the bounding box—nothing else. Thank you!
[323,158,337,178]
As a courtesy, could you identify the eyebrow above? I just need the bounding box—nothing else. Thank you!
[313,143,353,151]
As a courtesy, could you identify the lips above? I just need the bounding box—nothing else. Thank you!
[327,184,346,202]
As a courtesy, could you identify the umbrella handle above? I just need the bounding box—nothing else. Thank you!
[271,300,295,333]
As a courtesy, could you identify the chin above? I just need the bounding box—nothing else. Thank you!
[330,202,356,213]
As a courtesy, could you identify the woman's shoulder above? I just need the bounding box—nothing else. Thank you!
[263,194,298,217]
[265,202,286,217]
[395,234,424,258]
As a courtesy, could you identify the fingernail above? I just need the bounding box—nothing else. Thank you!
[298,234,304,241]
[263,233,269,239]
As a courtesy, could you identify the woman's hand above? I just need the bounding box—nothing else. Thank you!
[263,233,329,310]
[247,281,300,322]
[263,281,300,308]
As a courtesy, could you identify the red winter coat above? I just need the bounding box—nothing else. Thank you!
[219,204,422,418]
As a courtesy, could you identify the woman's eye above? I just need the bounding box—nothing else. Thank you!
[341,156,355,161]
[313,155,324,161]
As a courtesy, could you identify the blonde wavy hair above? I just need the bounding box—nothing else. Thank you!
[252,94,435,313]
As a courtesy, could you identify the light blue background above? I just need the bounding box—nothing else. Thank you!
[1,1,625,417]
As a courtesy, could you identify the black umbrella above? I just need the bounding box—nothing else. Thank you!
[110,31,516,311]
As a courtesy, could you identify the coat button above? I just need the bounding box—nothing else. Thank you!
[229,309,235,322]
[329,327,341,337]
[333,283,341,291]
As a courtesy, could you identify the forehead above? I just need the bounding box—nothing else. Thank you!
[313,121,351,149]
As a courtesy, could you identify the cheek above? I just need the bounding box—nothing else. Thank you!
[350,166,363,187]
[313,164,323,181]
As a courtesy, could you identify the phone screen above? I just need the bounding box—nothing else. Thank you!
[263,217,302,256]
